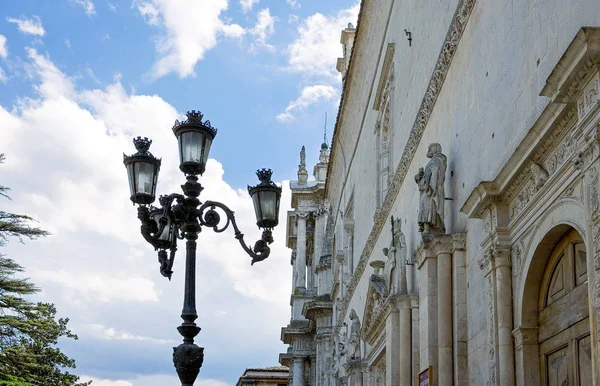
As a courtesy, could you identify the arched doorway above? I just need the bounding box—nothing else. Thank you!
[538,229,592,385]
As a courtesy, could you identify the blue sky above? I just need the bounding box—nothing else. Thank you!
[0,0,358,385]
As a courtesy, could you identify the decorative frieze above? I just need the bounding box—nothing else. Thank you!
[578,72,599,122]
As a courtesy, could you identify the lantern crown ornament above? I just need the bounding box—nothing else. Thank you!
[172,110,218,176]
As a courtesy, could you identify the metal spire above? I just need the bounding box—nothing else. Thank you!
[324,112,328,144]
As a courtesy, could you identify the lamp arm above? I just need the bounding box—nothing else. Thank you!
[197,200,273,265]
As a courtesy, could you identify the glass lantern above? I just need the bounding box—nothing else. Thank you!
[248,168,282,229]
[123,137,161,205]
[172,110,218,176]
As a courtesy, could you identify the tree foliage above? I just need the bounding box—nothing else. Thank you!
[0,154,90,385]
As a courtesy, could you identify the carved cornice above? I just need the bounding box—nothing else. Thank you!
[303,300,333,321]
[333,0,477,332]
[541,28,600,100]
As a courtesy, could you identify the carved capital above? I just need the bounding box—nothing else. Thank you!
[493,244,512,268]
[425,234,454,256]
[452,233,467,251]
[297,211,310,220]
[479,243,512,274]
[512,327,538,351]
[344,219,355,234]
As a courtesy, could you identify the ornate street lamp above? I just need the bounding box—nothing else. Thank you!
[123,110,282,386]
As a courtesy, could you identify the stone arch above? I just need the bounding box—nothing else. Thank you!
[515,198,587,327]
[512,198,589,386]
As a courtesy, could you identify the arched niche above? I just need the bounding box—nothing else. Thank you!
[515,199,587,328]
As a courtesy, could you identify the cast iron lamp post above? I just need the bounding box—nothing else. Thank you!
[123,110,282,386]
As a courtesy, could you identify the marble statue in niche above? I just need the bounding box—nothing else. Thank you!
[348,309,361,360]
[382,216,407,294]
[414,143,447,238]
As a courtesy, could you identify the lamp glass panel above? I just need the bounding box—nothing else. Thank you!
[179,131,203,164]
[126,163,136,196]
[201,136,213,165]
[251,192,262,224]
[152,211,172,242]
[134,161,155,195]
[258,190,277,221]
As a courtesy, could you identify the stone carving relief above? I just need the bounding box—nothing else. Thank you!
[530,162,549,190]
[382,217,407,295]
[508,109,578,220]
[578,72,599,121]
[348,309,362,360]
[333,0,477,333]
[415,143,447,239]
[586,163,600,319]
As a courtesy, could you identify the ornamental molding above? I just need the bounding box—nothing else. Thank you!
[374,44,396,111]
[334,0,477,332]
[361,278,394,346]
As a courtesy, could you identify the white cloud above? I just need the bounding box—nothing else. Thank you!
[64,38,72,49]
[86,67,101,84]
[286,0,299,8]
[277,84,336,122]
[6,15,46,36]
[0,68,7,83]
[85,324,177,344]
[102,32,111,40]
[134,0,245,78]
[0,35,7,58]
[287,4,358,78]
[288,14,299,24]
[240,0,259,13]
[68,0,96,16]
[108,3,117,12]
[31,270,160,303]
[80,378,132,386]
[249,8,276,52]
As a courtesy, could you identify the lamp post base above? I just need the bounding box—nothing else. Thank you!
[173,342,204,386]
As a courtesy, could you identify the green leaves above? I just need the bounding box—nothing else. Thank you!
[0,155,89,386]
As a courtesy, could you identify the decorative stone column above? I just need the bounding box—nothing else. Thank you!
[313,209,325,292]
[452,234,468,386]
[385,304,400,386]
[495,246,515,386]
[417,234,462,385]
[415,243,438,380]
[581,151,600,383]
[435,240,453,386]
[478,242,515,386]
[512,327,539,386]
[292,357,306,386]
[397,296,412,386]
[344,219,355,274]
[296,211,308,289]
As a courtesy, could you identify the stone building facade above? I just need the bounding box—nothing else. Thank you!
[236,366,290,386]
[280,0,600,385]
